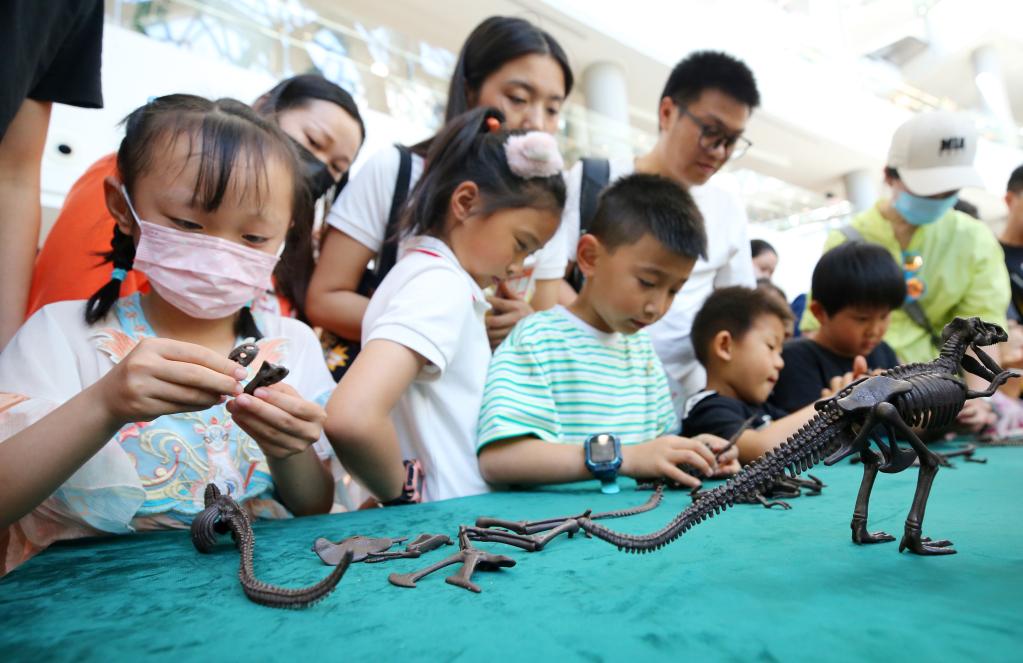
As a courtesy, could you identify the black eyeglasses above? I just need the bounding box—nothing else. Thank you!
[681,108,752,160]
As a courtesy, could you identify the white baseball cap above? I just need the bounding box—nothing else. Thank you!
[886,111,983,196]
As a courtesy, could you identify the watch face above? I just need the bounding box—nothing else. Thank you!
[589,434,617,463]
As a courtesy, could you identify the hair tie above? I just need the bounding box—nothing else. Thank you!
[504,132,564,178]
[485,116,501,133]
[111,268,128,282]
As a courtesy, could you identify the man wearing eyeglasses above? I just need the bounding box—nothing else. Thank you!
[559,51,760,412]
[802,111,1012,432]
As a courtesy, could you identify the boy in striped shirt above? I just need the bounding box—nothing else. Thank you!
[476,174,740,489]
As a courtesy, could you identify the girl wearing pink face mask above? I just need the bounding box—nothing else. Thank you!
[0,95,339,575]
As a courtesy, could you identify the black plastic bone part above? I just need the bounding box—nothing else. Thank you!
[388,527,515,593]
[244,361,289,395]
[228,342,261,368]
[363,533,453,563]
[312,535,408,565]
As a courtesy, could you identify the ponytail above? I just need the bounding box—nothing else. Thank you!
[84,225,136,324]
[401,107,566,241]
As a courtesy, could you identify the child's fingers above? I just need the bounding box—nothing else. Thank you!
[229,409,310,458]
[147,383,227,411]
[852,355,868,377]
[250,384,326,425]
[661,461,701,488]
[151,360,243,396]
[692,433,729,452]
[486,310,522,331]
[486,295,519,314]
[495,280,524,301]
[668,448,714,477]
[677,437,717,467]
[150,338,249,380]
[230,393,321,443]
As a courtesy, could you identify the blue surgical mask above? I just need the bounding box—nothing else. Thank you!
[893,190,959,226]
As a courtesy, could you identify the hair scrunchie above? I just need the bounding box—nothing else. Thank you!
[504,132,564,179]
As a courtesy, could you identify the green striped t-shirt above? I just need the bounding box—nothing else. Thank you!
[476,307,677,451]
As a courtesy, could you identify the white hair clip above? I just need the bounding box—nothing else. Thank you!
[504,132,564,179]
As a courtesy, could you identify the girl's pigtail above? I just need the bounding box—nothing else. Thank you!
[85,225,136,325]
[234,306,263,341]
[402,107,506,238]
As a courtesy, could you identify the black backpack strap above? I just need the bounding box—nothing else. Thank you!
[569,158,611,292]
[376,144,413,279]
[579,158,610,236]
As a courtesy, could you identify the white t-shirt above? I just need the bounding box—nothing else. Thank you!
[361,235,492,502]
[327,145,568,295]
[562,158,756,411]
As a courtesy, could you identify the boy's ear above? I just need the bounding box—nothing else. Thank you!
[103,176,135,236]
[576,233,603,278]
[657,97,677,133]
[449,181,480,225]
[711,329,733,363]
[808,300,829,326]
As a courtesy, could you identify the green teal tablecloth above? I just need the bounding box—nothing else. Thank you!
[2,444,1021,662]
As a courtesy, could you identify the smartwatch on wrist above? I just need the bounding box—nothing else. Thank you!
[381,459,425,506]
[584,433,622,494]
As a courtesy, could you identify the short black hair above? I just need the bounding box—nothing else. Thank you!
[660,51,760,111]
[812,242,906,316]
[588,173,707,260]
[756,277,787,304]
[1008,164,1023,194]
[691,287,793,366]
[750,238,776,258]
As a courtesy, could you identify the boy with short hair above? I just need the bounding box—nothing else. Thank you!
[560,51,761,411]
[769,242,905,413]
[683,287,851,463]
[477,174,738,489]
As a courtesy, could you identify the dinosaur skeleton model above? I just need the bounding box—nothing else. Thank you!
[190,484,351,608]
[574,317,1018,556]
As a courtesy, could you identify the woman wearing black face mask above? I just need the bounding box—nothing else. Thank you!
[28,75,365,322]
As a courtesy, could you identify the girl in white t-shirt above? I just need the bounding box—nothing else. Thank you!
[0,95,338,575]
[325,108,566,503]
[307,16,574,362]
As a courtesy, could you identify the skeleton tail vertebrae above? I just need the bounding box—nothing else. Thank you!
[228,513,352,608]
[191,484,350,608]
[578,411,848,553]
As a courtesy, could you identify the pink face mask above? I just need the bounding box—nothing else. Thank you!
[124,188,281,320]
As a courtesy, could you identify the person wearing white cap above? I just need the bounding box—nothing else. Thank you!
[801,111,1011,431]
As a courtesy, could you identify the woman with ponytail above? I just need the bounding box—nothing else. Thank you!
[0,95,340,575]
[308,16,573,378]
[325,108,566,504]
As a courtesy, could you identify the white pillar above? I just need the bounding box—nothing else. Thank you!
[843,169,877,213]
[582,61,631,159]
[972,44,1018,146]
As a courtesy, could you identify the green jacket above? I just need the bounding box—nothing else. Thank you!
[800,202,1009,363]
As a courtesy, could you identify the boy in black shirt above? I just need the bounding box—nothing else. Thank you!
[769,243,905,413]
[683,287,852,463]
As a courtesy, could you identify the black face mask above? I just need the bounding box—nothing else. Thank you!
[290,137,342,202]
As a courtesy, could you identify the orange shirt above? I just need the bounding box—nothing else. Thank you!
[28,153,149,317]
[28,153,293,319]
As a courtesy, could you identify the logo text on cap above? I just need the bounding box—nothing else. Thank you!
[939,137,965,154]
